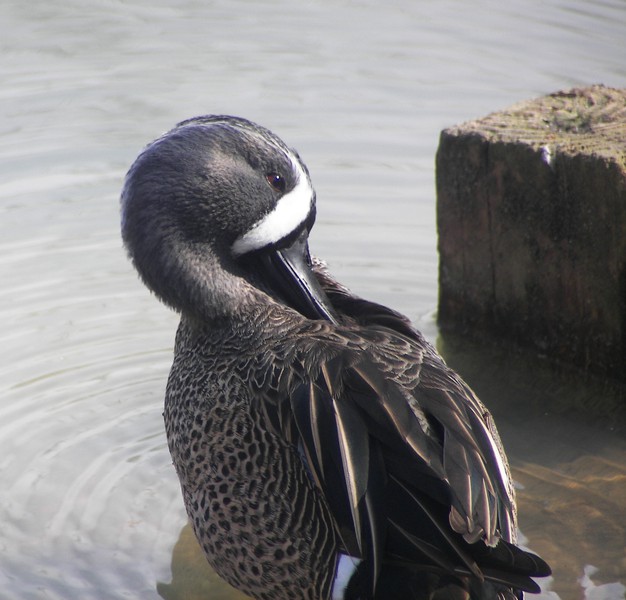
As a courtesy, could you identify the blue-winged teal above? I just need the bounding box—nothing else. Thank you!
[121,116,550,599]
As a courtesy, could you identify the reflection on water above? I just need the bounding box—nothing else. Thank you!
[157,525,249,600]
[439,332,626,600]
[1,0,625,598]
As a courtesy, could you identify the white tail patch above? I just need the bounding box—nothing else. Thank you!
[332,554,361,600]
[232,156,313,256]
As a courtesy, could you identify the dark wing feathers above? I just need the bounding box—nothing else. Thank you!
[331,394,370,547]
[275,267,549,594]
[316,264,514,541]
[289,345,524,593]
[415,364,514,547]
[349,364,446,478]
[289,382,325,488]
[291,342,549,594]
[291,356,387,595]
[386,474,482,579]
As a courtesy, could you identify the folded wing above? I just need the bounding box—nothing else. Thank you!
[280,277,550,594]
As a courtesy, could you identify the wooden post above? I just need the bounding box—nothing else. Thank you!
[436,85,626,381]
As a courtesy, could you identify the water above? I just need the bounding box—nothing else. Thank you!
[1,0,625,598]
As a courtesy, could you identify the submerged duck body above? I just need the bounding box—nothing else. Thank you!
[121,116,550,599]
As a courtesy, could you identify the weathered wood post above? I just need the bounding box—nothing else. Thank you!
[436,85,626,381]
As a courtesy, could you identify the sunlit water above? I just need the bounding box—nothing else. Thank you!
[1,0,625,598]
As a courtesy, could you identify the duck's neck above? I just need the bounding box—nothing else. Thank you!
[136,235,257,321]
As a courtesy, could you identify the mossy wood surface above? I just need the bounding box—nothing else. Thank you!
[437,85,626,381]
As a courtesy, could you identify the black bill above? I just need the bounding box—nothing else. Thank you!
[253,230,338,323]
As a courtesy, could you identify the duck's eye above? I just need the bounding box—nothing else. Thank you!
[266,173,286,193]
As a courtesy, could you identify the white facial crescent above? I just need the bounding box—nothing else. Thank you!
[232,154,313,256]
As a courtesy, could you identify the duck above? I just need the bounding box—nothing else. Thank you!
[121,115,551,600]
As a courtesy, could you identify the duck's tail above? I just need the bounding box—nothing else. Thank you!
[344,561,540,600]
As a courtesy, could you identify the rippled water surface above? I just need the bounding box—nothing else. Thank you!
[1,1,625,598]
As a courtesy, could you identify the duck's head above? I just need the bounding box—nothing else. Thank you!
[121,116,336,322]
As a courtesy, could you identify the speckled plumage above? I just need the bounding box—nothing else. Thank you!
[121,115,550,600]
[164,308,341,599]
